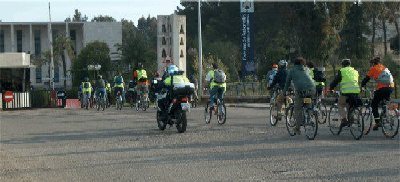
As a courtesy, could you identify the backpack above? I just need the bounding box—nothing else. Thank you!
[115,76,123,84]
[313,69,326,82]
[377,68,393,84]
[268,70,277,86]
[214,69,227,84]
[83,82,90,89]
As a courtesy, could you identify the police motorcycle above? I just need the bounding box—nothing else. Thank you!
[156,71,194,133]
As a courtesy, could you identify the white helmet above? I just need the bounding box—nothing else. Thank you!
[278,60,288,67]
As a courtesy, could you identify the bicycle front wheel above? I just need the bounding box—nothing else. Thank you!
[269,103,279,126]
[317,102,328,124]
[204,103,212,124]
[349,107,364,140]
[381,109,400,138]
[217,103,227,125]
[328,105,342,135]
[285,105,296,136]
[304,109,318,140]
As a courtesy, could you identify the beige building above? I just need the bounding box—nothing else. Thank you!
[0,22,122,90]
[157,14,186,74]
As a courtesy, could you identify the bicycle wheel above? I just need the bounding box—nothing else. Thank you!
[304,109,318,140]
[285,105,296,136]
[217,103,227,125]
[362,107,373,135]
[204,103,212,124]
[328,105,342,135]
[269,103,279,126]
[381,109,400,138]
[142,100,148,111]
[317,102,328,124]
[349,107,364,140]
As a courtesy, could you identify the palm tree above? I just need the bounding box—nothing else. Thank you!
[53,34,75,89]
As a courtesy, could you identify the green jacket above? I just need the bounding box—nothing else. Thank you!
[284,65,316,94]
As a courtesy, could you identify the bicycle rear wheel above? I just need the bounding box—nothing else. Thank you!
[304,109,318,140]
[217,103,227,125]
[381,109,400,138]
[349,107,364,140]
[328,105,342,135]
[285,105,296,136]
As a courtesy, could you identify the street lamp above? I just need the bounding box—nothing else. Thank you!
[198,0,203,97]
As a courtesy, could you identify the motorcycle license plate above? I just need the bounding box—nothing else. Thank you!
[181,102,190,111]
[303,98,312,104]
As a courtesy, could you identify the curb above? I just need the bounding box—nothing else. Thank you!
[226,103,269,109]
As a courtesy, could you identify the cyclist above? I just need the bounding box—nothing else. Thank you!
[283,57,316,134]
[361,57,395,130]
[105,80,112,106]
[95,75,106,104]
[133,63,149,104]
[306,61,326,98]
[81,77,93,109]
[329,59,361,128]
[205,63,227,113]
[266,64,278,88]
[268,60,288,116]
[113,71,125,102]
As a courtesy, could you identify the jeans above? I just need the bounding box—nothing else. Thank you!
[83,92,91,107]
[209,86,224,108]
[96,88,106,101]
[372,87,393,122]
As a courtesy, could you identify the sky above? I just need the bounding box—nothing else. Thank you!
[0,0,182,25]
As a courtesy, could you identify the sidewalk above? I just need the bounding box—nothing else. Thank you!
[226,103,270,109]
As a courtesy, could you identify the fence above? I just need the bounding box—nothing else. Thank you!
[224,82,269,96]
[1,92,31,109]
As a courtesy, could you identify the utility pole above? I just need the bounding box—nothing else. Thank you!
[198,0,203,97]
[48,2,55,90]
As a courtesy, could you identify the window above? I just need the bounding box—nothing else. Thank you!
[0,30,4,52]
[180,25,185,34]
[35,67,42,83]
[70,30,76,54]
[34,30,41,55]
[54,65,59,83]
[162,37,166,45]
[180,50,184,58]
[17,30,22,52]
[162,49,166,58]
[162,25,166,33]
[180,37,184,45]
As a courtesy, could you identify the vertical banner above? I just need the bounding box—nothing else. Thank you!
[240,0,255,78]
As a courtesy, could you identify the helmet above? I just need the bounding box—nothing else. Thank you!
[272,64,278,68]
[97,75,102,79]
[341,59,351,67]
[167,64,179,75]
[278,60,288,67]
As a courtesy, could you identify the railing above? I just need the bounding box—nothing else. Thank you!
[225,81,269,96]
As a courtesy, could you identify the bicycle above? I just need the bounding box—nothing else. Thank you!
[136,90,149,111]
[115,91,123,110]
[362,88,399,138]
[95,91,106,111]
[82,92,91,110]
[269,87,283,126]
[205,98,226,125]
[314,92,328,124]
[327,91,364,140]
[285,92,318,140]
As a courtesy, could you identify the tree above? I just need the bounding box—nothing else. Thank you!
[53,34,75,88]
[91,15,116,22]
[72,41,112,86]
[65,9,88,22]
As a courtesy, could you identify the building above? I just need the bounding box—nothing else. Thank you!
[157,14,186,74]
[0,22,122,90]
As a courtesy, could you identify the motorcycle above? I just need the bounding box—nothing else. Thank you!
[156,83,194,133]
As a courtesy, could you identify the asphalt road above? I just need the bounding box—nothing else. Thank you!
[0,105,399,181]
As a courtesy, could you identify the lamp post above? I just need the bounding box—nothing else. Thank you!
[198,0,203,97]
[48,2,55,90]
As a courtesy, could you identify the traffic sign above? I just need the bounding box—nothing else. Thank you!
[3,91,14,103]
